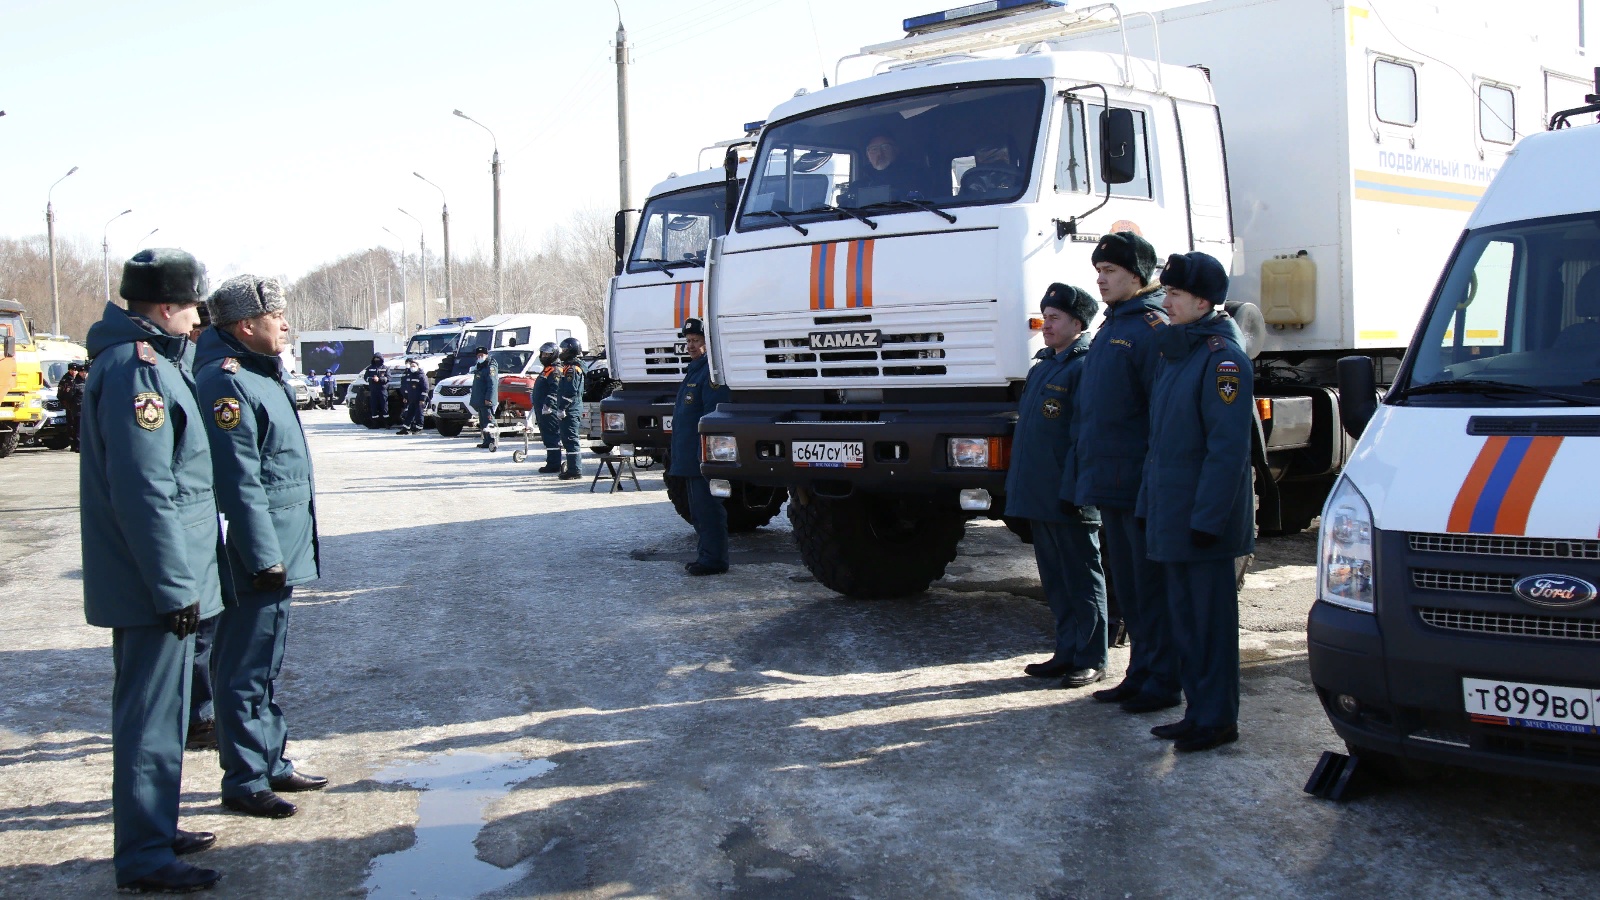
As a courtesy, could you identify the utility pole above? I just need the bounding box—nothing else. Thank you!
[399,208,427,332]
[383,226,409,332]
[47,166,79,335]
[452,110,502,314]
[102,209,132,305]
[414,172,453,319]
[614,3,634,253]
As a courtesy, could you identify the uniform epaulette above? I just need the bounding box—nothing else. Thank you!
[221,357,240,373]
[135,341,158,365]
[1144,311,1164,328]
[1206,335,1225,352]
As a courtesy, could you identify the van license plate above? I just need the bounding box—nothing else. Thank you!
[662,415,673,433]
[1463,677,1600,735]
[791,440,864,468]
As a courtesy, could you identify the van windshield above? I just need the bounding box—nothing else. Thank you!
[406,332,459,355]
[630,183,733,273]
[1398,211,1600,403]
[737,80,1047,231]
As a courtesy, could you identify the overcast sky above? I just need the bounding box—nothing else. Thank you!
[3,0,1588,284]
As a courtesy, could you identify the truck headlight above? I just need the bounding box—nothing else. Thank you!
[26,397,42,408]
[947,437,1008,469]
[702,435,738,463]
[1318,477,1375,613]
[603,412,625,431]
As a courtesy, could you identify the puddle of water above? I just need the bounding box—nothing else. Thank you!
[364,750,557,900]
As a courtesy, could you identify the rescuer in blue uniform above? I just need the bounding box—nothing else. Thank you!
[319,370,335,409]
[670,317,732,574]
[532,341,563,473]
[395,358,429,435]
[1069,231,1184,716]
[554,336,586,480]
[1006,283,1108,688]
[196,275,329,818]
[80,248,222,893]
[468,346,499,449]
[362,354,390,425]
[1138,251,1254,753]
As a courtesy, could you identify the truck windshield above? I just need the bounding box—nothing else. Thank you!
[629,183,733,273]
[738,80,1046,231]
[0,311,29,345]
[1398,211,1600,403]
[406,332,459,355]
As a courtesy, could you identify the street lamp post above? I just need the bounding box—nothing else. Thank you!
[452,109,502,314]
[398,208,427,334]
[135,228,159,249]
[47,166,79,335]
[614,2,633,243]
[414,172,453,320]
[381,226,410,333]
[101,209,132,305]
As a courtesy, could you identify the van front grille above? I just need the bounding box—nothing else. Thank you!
[1409,533,1600,560]
[1418,607,1600,642]
[1413,569,1516,595]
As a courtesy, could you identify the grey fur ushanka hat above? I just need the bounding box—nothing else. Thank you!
[207,275,286,328]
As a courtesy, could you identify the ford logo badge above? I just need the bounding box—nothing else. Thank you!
[1513,574,1599,609]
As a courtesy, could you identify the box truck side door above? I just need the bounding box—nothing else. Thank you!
[1172,99,1234,255]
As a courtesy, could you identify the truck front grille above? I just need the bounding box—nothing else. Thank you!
[763,331,947,379]
[1409,532,1600,560]
[439,385,470,397]
[1418,607,1600,642]
[641,346,688,378]
[1412,569,1517,594]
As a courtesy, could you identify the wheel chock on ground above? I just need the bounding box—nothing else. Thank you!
[1304,750,1361,801]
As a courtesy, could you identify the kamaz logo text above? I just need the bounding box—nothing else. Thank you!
[808,330,882,351]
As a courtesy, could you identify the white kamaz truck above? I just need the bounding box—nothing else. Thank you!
[697,0,1592,598]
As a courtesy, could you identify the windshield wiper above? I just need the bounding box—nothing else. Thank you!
[745,209,809,235]
[1393,378,1599,406]
[632,258,676,278]
[858,198,957,224]
[801,205,878,230]
[662,257,705,269]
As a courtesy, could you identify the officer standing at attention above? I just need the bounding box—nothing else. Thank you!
[553,336,586,480]
[59,361,85,451]
[80,248,222,893]
[184,301,224,754]
[195,275,329,818]
[670,318,732,574]
[395,358,429,435]
[1069,231,1185,716]
[469,346,499,449]
[532,341,563,473]
[1007,283,1108,688]
[362,353,390,425]
[1139,251,1254,753]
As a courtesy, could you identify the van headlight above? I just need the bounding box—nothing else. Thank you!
[702,435,738,463]
[1319,477,1375,613]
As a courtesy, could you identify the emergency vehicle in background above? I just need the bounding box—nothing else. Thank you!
[22,334,89,451]
[602,149,789,531]
[696,0,1593,598]
[1309,79,1600,786]
[0,300,45,460]
[424,313,590,436]
[346,318,472,427]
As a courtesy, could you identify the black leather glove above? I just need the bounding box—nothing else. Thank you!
[1191,529,1220,549]
[1059,499,1079,517]
[252,564,287,591]
[165,604,200,639]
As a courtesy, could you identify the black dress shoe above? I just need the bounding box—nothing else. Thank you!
[269,772,328,792]
[1175,724,1239,753]
[184,721,217,752]
[1091,679,1144,704]
[222,790,296,819]
[1120,692,1183,714]
[1023,657,1073,678]
[117,860,220,893]
[1150,719,1198,740]
[1059,668,1107,688]
[1108,617,1129,648]
[172,830,216,856]
[686,562,728,576]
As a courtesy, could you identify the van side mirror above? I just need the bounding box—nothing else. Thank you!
[1100,108,1138,185]
[1337,356,1378,439]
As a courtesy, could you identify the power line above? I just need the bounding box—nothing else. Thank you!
[636,0,786,57]
[633,0,774,50]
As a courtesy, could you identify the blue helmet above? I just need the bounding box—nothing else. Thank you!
[558,337,582,362]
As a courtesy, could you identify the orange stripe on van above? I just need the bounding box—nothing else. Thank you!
[1493,436,1563,535]
[1446,436,1508,533]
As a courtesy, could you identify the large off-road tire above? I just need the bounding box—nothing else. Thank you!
[0,428,18,459]
[41,433,71,451]
[789,490,966,599]
[348,391,369,426]
[436,420,466,438]
[663,475,788,533]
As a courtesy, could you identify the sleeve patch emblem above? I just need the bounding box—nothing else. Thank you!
[1042,398,1063,419]
[1216,360,1239,374]
[134,392,166,430]
[213,397,242,430]
[1217,375,1241,405]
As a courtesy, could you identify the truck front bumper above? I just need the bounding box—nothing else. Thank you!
[600,388,677,456]
[696,400,1015,504]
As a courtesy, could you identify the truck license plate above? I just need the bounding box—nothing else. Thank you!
[441,402,463,412]
[662,415,673,433]
[791,440,864,468]
[1463,677,1600,735]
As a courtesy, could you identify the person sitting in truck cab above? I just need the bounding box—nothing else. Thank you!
[849,133,936,205]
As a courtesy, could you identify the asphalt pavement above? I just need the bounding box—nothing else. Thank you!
[2,409,1597,898]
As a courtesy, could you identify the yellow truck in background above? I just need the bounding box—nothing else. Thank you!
[0,299,45,459]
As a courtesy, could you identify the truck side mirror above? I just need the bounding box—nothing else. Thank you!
[3,334,13,358]
[1100,108,1138,185]
[1337,355,1378,439]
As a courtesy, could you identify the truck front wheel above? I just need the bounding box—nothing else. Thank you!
[663,476,788,533]
[436,420,465,438]
[789,490,966,599]
[0,428,17,459]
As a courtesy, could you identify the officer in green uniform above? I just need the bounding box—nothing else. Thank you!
[469,346,499,449]
[80,248,223,893]
[670,318,733,574]
[1138,251,1254,752]
[195,275,328,818]
[554,337,586,480]
[1007,283,1108,688]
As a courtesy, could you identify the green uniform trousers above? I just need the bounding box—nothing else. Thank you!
[214,585,296,798]
[111,625,194,882]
